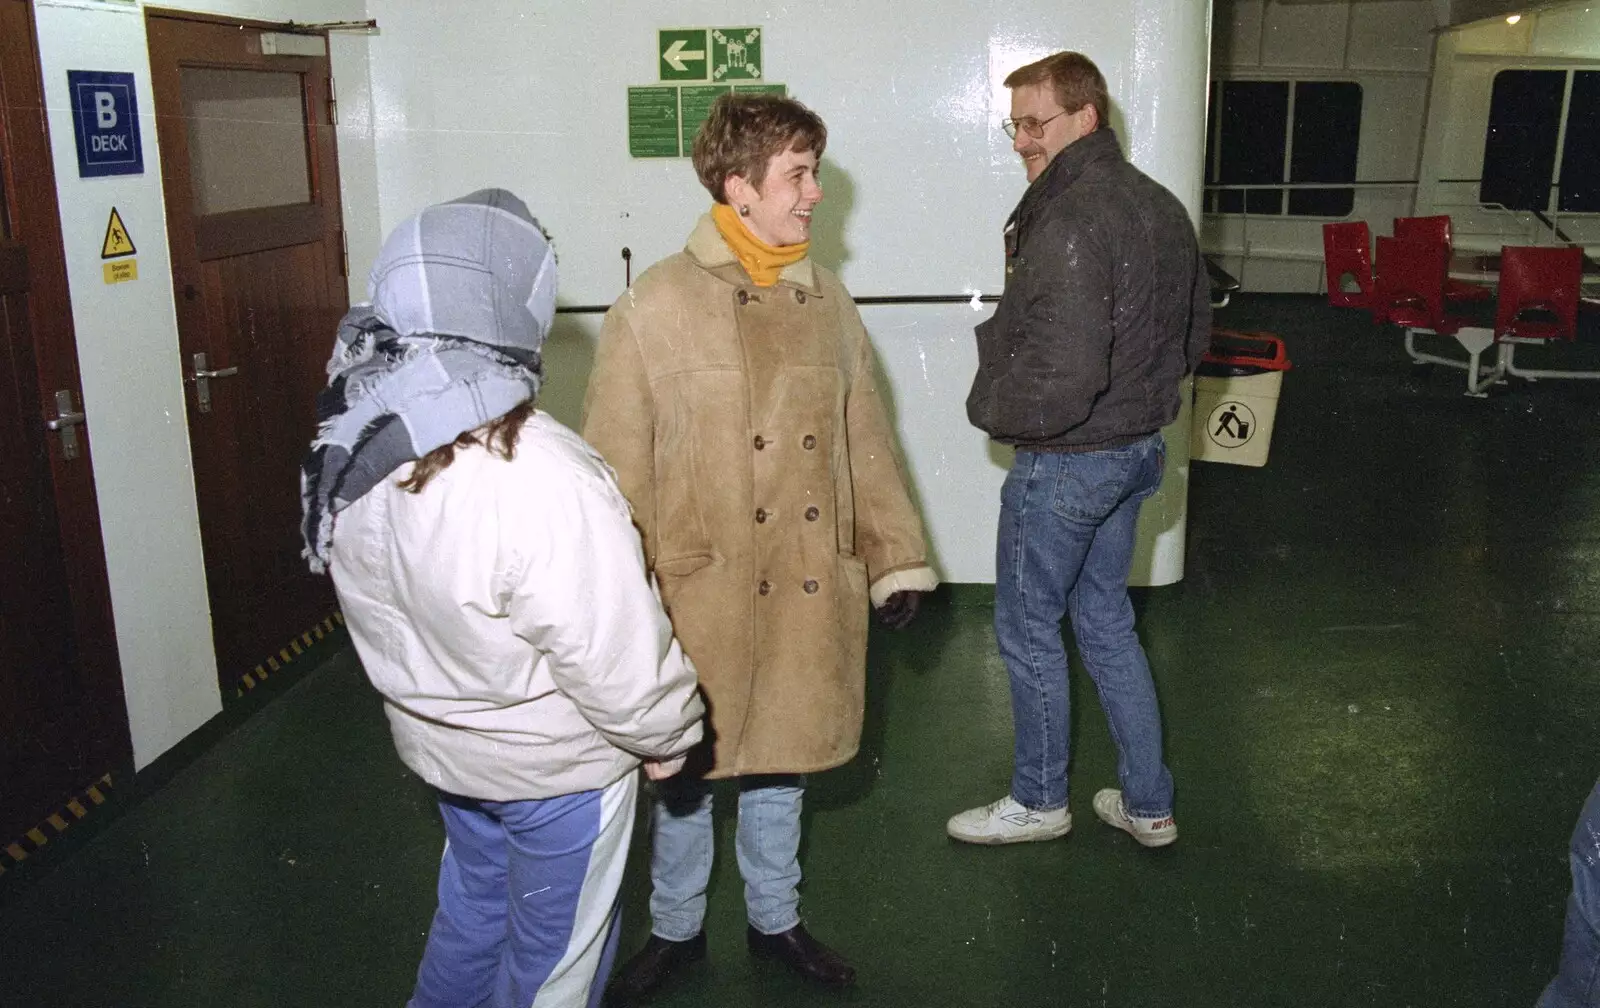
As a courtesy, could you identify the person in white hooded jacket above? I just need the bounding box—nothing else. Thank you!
[300,189,705,1008]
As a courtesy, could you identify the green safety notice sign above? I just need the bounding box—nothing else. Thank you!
[658,29,708,82]
[711,28,762,81]
[679,85,730,151]
[733,83,786,97]
[628,86,680,157]
[631,27,783,159]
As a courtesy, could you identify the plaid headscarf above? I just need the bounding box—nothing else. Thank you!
[300,189,557,573]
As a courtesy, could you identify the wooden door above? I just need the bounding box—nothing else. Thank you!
[0,0,130,847]
[146,12,345,691]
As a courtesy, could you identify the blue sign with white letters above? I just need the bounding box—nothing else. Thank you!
[68,70,144,178]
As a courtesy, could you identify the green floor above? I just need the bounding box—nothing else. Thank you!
[4,294,1600,1007]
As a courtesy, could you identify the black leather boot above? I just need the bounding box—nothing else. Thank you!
[605,932,706,1006]
[746,923,856,987]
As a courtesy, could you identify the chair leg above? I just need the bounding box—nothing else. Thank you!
[1406,329,1470,371]
[1457,327,1503,397]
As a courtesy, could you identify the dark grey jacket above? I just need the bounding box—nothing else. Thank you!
[966,128,1210,451]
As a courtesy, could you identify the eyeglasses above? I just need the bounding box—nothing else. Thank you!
[1002,110,1068,139]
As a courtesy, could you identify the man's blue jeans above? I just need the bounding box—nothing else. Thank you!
[648,775,805,941]
[995,435,1175,818]
[1539,776,1600,1007]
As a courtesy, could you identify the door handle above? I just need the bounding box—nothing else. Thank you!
[189,352,240,413]
[44,390,86,460]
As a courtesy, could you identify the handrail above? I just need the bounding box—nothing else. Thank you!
[556,279,1240,316]
[1202,180,1417,191]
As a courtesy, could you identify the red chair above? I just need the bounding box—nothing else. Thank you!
[1374,236,1467,335]
[1495,245,1584,342]
[1322,221,1374,308]
[1393,215,1493,303]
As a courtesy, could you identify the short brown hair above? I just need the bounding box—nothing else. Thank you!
[692,93,827,203]
[1004,52,1109,130]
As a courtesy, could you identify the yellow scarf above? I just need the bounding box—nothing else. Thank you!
[711,203,808,287]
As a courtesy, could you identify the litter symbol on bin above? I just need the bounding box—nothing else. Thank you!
[1207,400,1256,448]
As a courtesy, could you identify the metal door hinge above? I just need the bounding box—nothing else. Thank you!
[340,229,349,278]
[328,76,338,126]
[45,389,86,460]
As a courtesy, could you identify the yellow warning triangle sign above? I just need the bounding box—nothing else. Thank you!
[101,207,136,259]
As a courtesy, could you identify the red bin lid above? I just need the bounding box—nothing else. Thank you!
[1203,328,1291,371]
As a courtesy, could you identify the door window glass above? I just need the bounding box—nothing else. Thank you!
[180,68,311,215]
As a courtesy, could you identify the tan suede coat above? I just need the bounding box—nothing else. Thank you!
[582,213,935,778]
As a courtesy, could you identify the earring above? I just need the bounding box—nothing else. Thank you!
[738,205,751,217]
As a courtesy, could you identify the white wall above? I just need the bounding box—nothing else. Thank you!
[31,0,378,769]
[1204,0,1439,292]
[359,0,1211,585]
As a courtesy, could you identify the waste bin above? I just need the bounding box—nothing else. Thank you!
[1191,329,1290,467]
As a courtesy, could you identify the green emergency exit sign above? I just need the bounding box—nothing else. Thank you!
[632,27,782,159]
[658,29,708,82]
[711,28,762,81]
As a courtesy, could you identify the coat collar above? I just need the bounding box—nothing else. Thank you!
[684,211,823,295]
[1010,126,1123,228]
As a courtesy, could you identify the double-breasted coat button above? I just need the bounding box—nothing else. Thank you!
[755,508,768,523]
[758,580,772,596]
[803,579,819,594]
[796,290,807,304]
[802,434,817,449]
[737,290,750,305]
[805,506,820,521]
[753,435,766,450]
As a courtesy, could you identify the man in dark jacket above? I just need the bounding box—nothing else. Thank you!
[948,51,1209,848]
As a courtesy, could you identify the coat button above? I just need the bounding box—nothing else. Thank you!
[796,290,807,304]
[758,580,772,596]
[738,290,750,305]
[755,508,768,523]
[803,434,817,449]
[803,579,819,594]
[805,506,819,521]
[754,435,766,450]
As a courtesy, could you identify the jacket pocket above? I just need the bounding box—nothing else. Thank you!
[655,550,715,578]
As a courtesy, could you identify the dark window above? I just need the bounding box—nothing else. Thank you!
[1205,79,1361,217]
[1481,70,1566,211]
[1289,82,1362,216]
[1558,71,1600,213]
[1218,81,1287,215]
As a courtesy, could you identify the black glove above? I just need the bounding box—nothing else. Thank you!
[876,590,925,630]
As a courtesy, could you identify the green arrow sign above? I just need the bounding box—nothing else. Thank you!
[659,29,708,82]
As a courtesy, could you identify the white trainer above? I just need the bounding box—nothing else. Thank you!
[946,796,1072,845]
[1091,789,1177,847]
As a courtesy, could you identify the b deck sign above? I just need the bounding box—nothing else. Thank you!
[68,71,144,178]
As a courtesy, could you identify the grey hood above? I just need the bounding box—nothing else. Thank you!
[300,188,559,574]
[369,187,558,362]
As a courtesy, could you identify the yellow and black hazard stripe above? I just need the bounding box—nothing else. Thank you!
[234,612,346,698]
[0,772,115,877]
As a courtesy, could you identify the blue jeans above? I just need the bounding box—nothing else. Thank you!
[649,775,805,940]
[410,774,637,1008]
[995,435,1175,817]
[1539,777,1600,1007]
